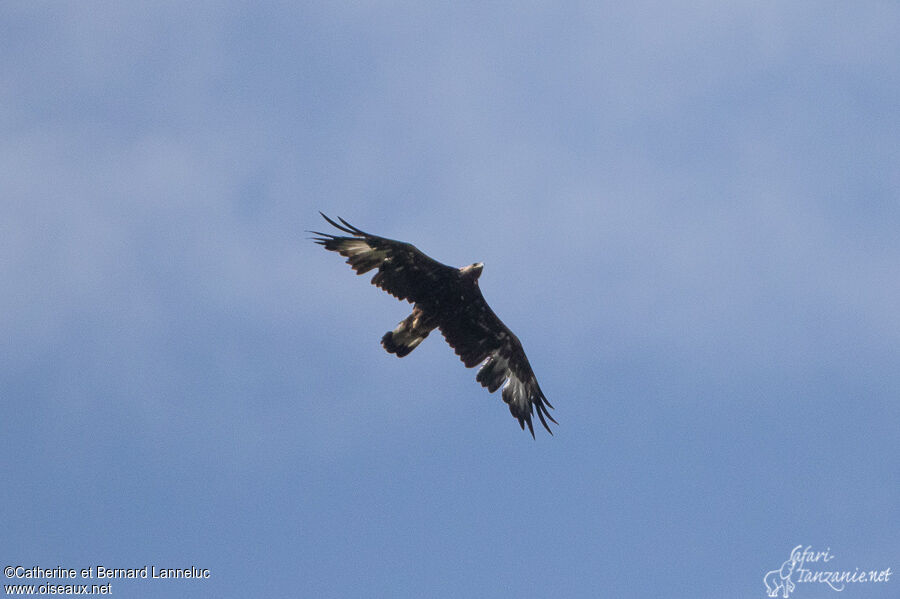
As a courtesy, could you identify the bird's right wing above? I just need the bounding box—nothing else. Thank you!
[312,213,457,304]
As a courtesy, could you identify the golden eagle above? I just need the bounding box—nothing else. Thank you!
[312,213,556,436]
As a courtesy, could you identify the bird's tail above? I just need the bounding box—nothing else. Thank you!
[382,309,436,358]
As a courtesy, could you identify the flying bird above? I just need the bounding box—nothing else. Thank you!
[312,213,556,436]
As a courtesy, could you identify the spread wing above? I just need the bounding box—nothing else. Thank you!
[311,213,457,303]
[437,289,556,437]
[313,213,555,436]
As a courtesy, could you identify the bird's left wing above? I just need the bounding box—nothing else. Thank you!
[312,213,457,304]
[437,290,556,437]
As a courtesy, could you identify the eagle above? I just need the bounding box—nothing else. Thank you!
[312,213,556,436]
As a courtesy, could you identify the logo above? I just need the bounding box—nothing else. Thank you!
[763,545,892,597]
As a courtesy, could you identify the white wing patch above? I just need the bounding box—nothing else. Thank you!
[340,239,376,256]
[476,350,529,415]
[501,373,529,416]
[475,351,509,393]
[475,348,556,436]
[334,240,389,274]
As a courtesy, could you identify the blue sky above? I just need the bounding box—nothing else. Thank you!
[2,2,898,598]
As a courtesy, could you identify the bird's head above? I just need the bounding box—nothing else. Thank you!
[460,262,484,281]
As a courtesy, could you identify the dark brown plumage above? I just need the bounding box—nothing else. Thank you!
[312,213,556,436]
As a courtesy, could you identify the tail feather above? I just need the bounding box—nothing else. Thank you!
[381,309,435,357]
[381,330,422,357]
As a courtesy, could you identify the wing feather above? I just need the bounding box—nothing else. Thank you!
[312,213,457,304]
[438,290,556,437]
[313,213,556,436]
